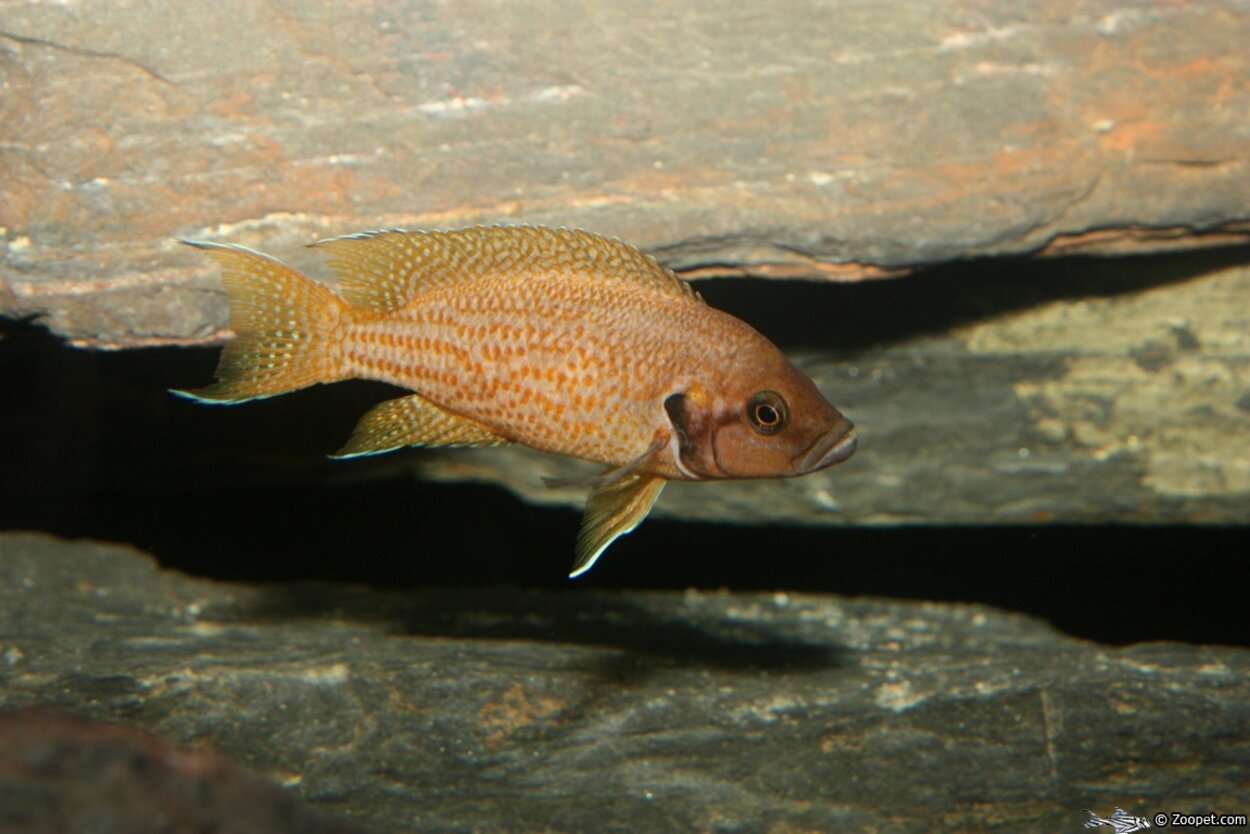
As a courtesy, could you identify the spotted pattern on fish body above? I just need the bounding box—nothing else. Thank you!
[177,226,857,576]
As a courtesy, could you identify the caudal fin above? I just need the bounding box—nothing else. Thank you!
[174,240,349,404]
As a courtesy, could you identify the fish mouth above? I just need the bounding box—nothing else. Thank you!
[794,422,857,474]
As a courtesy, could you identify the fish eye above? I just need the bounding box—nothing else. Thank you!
[747,390,788,434]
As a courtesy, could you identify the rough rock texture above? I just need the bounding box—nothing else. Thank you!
[2,533,1247,833]
[1,0,1249,347]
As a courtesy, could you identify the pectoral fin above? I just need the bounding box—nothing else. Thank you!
[542,434,668,489]
[332,393,509,458]
[569,474,666,578]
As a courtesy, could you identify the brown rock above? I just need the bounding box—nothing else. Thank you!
[0,709,366,834]
[1,1,1249,347]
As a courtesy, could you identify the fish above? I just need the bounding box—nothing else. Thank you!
[176,225,857,576]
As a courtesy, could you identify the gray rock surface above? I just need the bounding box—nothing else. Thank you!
[2,533,1247,833]
[2,0,1249,347]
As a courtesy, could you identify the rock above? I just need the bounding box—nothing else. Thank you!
[1,1,1249,347]
[2,532,1247,833]
[0,709,365,834]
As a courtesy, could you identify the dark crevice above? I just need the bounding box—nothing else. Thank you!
[693,244,1250,353]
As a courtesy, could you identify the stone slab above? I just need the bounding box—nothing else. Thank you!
[2,533,1247,833]
[1,1,1248,347]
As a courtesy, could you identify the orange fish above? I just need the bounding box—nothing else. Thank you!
[177,226,856,576]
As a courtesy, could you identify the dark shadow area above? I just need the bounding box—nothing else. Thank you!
[231,583,846,671]
[3,247,1248,649]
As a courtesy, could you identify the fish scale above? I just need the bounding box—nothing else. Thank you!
[338,274,716,469]
[177,225,856,576]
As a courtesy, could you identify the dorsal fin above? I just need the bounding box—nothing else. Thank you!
[310,225,698,313]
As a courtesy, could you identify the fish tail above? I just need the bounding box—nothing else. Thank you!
[174,240,351,404]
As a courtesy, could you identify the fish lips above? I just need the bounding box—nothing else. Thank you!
[793,422,857,475]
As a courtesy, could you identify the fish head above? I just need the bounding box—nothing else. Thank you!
[663,353,856,480]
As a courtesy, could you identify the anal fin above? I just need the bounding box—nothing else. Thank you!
[332,393,509,458]
[569,474,666,578]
